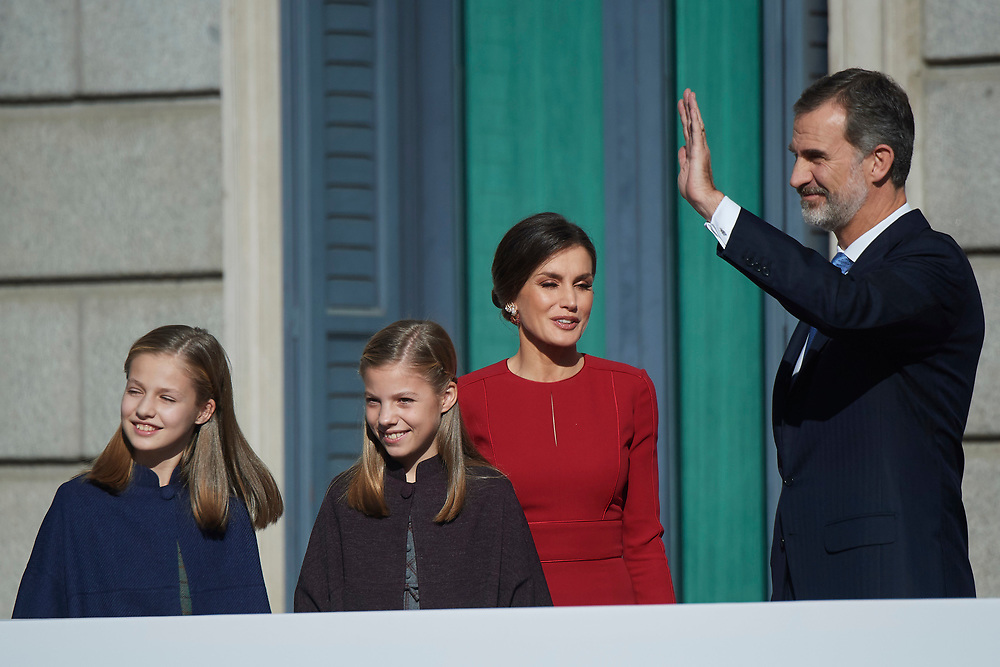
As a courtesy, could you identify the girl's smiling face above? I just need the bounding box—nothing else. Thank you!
[121,352,215,480]
[363,361,457,482]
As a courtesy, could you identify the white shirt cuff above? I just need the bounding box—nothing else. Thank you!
[703,196,741,249]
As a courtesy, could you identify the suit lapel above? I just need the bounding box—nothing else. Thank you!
[773,320,811,440]
[774,209,931,407]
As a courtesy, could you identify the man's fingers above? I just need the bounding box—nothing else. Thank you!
[690,92,706,140]
[679,88,710,155]
[676,86,721,216]
[678,97,690,144]
[684,90,706,144]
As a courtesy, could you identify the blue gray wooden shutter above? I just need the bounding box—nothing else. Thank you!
[282,0,461,603]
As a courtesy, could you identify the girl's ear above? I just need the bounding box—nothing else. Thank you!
[440,381,458,414]
[195,398,217,425]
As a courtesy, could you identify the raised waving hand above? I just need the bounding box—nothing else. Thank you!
[677,88,725,220]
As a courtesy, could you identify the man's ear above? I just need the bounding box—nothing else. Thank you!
[440,381,458,414]
[196,398,217,425]
[869,144,895,183]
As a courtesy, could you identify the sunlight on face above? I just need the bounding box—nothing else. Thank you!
[363,362,456,481]
[790,100,871,233]
[513,245,595,354]
[121,353,214,479]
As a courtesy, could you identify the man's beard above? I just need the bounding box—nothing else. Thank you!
[799,162,869,232]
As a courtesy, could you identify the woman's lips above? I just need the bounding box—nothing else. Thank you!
[553,317,579,330]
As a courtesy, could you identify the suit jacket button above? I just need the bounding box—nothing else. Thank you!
[782,477,793,486]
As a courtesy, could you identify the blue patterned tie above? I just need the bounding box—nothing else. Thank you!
[831,251,853,274]
[805,252,853,350]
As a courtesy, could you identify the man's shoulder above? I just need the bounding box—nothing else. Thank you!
[882,209,971,261]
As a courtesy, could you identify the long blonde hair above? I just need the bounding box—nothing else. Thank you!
[346,320,492,523]
[88,325,283,532]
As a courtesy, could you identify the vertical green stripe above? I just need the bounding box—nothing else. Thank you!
[675,0,766,601]
[464,0,605,372]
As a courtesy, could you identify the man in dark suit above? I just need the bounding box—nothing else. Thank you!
[677,69,984,599]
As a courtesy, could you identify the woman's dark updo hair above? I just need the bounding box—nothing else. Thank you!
[491,212,598,324]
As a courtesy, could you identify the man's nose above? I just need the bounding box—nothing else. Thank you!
[789,158,810,190]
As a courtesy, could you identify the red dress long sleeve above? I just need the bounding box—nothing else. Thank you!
[458,355,676,605]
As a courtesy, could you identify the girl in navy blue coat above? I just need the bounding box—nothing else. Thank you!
[13,325,284,618]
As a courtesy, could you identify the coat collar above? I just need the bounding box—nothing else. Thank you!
[775,209,931,398]
[846,209,928,277]
[130,462,183,490]
[802,209,929,360]
[384,454,447,484]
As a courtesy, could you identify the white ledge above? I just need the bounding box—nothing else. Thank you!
[3,598,999,665]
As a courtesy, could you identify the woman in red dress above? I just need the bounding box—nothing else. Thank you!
[458,212,676,605]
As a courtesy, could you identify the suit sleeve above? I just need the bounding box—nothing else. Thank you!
[12,490,70,618]
[721,209,973,350]
[622,371,677,603]
[293,485,345,612]
[498,481,552,607]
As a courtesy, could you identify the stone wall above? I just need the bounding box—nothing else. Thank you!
[0,0,223,616]
[922,0,1000,599]
[830,0,1000,596]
